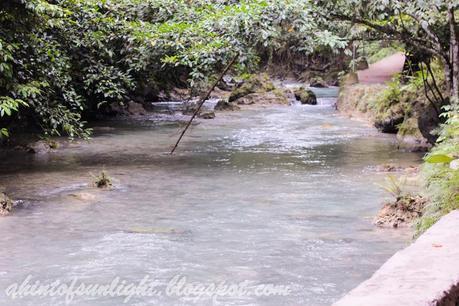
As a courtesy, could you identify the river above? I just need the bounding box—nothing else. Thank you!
[0,89,421,305]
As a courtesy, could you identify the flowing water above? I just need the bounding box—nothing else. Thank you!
[0,90,421,305]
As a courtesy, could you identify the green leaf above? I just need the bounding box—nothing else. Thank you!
[0,128,9,138]
[425,154,455,164]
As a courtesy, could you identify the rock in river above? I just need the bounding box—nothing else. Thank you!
[374,195,427,228]
[0,193,13,216]
[294,87,317,105]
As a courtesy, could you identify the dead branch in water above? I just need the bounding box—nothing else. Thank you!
[170,55,238,154]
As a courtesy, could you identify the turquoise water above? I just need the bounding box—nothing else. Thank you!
[0,96,420,305]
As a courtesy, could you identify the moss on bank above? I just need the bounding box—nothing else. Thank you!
[338,72,442,152]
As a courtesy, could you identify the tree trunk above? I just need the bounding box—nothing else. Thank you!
[448,6,459,102]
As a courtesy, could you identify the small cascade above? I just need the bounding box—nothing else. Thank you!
[151,98,221,113]
[317,97,338,107]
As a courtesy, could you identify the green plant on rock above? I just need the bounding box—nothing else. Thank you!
[378,175,408,200]
[92,170,113,189]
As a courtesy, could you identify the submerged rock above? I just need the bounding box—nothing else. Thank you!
[69,192,98,202]
[0,193,13,216]
[27,140,55,154]
[374,195,427,228]
[375,164,403,172]
[198,111,216,119]
[294,87,317,105]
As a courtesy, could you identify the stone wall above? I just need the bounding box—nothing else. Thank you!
[333,210,459,306]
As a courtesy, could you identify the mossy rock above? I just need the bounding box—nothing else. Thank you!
[354,57,369,70]
[229,74,275,102]
[374,114,405,133]
[374,103,405,133]
[214,99,240,111]
[339,72,359,86]
[396,118,431,152]
[309,76,328,88]
[294,87,317,105]
[0,193,13,216]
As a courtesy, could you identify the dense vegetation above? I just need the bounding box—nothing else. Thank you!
[0,0,347,138]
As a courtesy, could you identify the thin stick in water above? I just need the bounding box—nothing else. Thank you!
[170,55,238,154]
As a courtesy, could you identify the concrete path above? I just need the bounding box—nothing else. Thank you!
[358,52,406,84]
[333,210,459,306]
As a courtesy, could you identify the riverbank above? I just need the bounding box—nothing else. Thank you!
[334,55,459,305]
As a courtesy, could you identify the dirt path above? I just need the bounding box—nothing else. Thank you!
[358,52,406,84]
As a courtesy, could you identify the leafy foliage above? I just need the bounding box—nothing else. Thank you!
[417,106,459,233]
[0,0,346,138]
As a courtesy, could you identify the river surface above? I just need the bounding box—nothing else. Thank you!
[0,91,421,305]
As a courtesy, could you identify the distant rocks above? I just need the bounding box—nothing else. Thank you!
[374,164,419,174]
[108,101,147,116]
[182,101,216,119]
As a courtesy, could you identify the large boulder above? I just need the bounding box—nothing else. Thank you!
[294,87,317,105]
[309,76,328,88]
[229,74,275,102]
[214,99,240,111]
[217,75,239,92]
[127,101,147,116]
[235,91,289,105]
[0,193,13,216]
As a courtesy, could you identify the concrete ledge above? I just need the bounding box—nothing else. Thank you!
[334,210,459,306]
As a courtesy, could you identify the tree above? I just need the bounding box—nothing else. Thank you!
[315,0,459,102]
